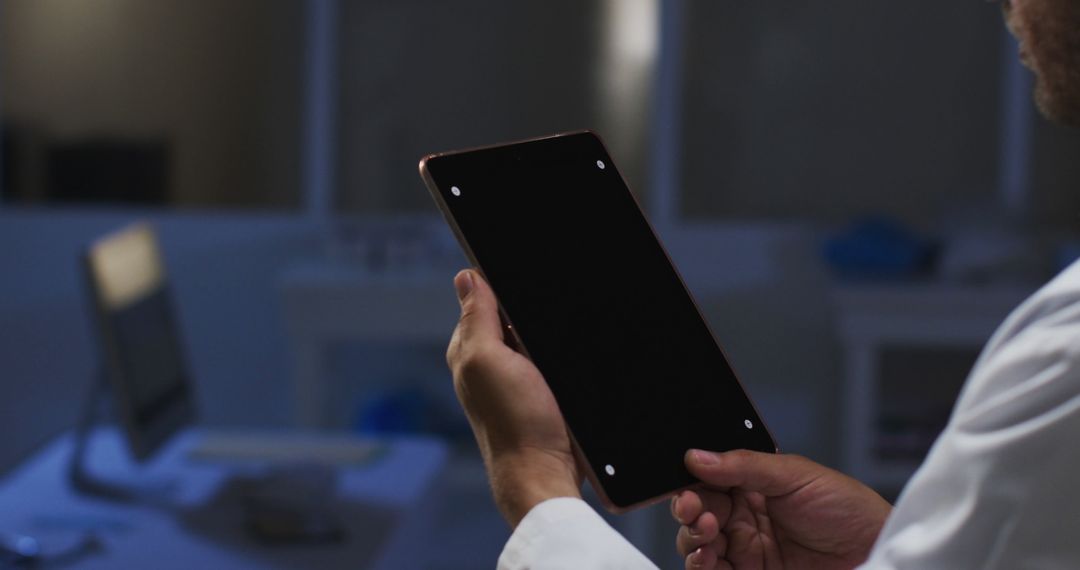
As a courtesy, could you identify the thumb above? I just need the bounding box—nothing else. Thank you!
[685,449,820,498]
[452,269,503,346]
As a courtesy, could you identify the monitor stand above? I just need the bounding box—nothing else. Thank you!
[67,371,177,505]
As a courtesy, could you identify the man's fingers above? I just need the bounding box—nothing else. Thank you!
[672,491,703,525]
[673,490,731,527]
[454,270,502,340]
[685,544,721,570]
[673,511,725,557]
[685,449,820,498]
[448,270,504,365]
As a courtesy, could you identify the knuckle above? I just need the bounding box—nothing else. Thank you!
[453,343,495,380]
[446,328,478,370]
[450,349,490,404]
[786,452,809,464]
[458,300,486,325]
[445,337,460,369]
[675,526,696,557]
[726,449,755,465]
[675,529,688,555]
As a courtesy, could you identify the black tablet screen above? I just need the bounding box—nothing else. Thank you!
[423,132,776,509]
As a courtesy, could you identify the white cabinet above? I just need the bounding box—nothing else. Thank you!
[832,284,1034,492]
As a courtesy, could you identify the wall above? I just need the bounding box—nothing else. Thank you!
[333,0,612,214]
[679,1,1005,225]
[0,0,304,208]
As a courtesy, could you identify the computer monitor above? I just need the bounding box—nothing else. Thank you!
[83,223,195,461]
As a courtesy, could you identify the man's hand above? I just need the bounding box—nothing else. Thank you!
[672,450,892,570]
[448,269,582,527]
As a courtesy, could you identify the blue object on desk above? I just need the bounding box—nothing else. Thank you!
[354,388,431,435]
[823,216,936,279]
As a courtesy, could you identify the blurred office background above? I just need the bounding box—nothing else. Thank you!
[2,0,1080,567]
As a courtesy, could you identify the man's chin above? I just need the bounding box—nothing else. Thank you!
[1034,83,1080,128]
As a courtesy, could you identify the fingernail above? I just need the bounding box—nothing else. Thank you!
[672,494,686,524]
[688,548,703,566]
[688,523,702,537]
[454,270,474,301]
[690,449,718,465]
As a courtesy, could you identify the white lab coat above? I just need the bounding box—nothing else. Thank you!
[498,260,1080,569]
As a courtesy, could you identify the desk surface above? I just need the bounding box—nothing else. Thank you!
[0,429,448,569]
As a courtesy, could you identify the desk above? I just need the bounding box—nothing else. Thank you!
[0,429,448,569]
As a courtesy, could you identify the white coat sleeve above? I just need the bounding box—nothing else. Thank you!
[497,497,659,570]
[860,261,1080,568]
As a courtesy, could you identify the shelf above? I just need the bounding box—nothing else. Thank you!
[832,282,1036,491]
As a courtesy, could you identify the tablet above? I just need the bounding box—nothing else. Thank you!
[419,131,777,511]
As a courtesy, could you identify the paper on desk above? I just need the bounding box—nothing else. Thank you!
[187,432,386,466]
